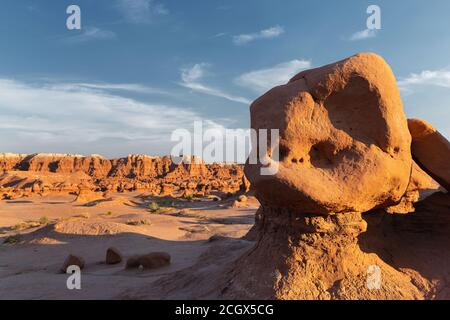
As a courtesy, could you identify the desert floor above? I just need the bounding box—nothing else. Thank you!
[0,193,258,299]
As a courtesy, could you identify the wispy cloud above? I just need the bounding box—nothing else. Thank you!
[179,64,251,104]
[211,32,227,39]
[116,0,168,24]
[235,59,312,94]
[398,69,450,93]
[57,83,168,95]
[64,27,116,44]
[0,78,222,156]
[349,29,377,41]
[233,25,284,45]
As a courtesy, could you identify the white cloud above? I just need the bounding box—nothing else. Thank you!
[349,29,377,41]
[64,27,116,44]
[180,64,251,104]
[116,0,168,24]
[233,25,284,45]
[398,69,450,93]
[235,59,312,94]
[0,78,223,157]
[60,83,168,95]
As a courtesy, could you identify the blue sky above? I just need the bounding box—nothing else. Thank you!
[0,0,449,158]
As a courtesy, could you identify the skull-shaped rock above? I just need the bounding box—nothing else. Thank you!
[245,53,412,215]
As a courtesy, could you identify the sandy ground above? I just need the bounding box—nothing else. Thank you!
[0,192,258,299]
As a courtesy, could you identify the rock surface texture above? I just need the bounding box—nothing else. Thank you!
[408,118,450,191]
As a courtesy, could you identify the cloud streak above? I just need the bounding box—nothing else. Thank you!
[180,64,251,104]
[233,25,284,45]
[235,59,312,94]
[116,0,168,24]
[349,29,377,41]
[64,27,116,44]
[398,69,450,93]
[60,83,169,95]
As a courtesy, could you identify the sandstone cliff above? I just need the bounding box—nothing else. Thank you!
[0,153,244,198]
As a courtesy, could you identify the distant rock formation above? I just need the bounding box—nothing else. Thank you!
[0,154,244,198]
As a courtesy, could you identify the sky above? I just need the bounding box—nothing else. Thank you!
[0,0,449,159]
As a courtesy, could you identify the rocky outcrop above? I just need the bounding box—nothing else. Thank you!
[408,119,450,191]
[0,153,245,198]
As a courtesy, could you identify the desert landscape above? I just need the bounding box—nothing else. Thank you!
[0,154,258,299]
[1,52,449,300]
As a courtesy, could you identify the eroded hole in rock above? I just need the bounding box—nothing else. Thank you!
[309,141,337,167]
[279,145,290,161]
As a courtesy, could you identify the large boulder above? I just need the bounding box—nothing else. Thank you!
[408,118,450,191]
[245,52,412,215]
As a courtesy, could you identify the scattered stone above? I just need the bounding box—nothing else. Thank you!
[208,234,226,242]
[125,252,171,270]
[125,255,141,269]
[106,247,123,265]
[139,252,171,269]
[238,195,247,203]
[61,254,85,273]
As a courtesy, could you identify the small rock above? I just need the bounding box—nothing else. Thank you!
[125,255,141,269]
[208,234,226,242]
[106,247,123,265]
[125,252,171,270]
[139,252,171,269]
[238,195,248,203]
[61,254,85,273]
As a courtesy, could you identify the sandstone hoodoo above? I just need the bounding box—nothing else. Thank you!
[226,53,424,299]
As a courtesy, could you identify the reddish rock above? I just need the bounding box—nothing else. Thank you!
[245,52,412,215]
[61,254,85,272]
[125,252,171,270]
[106,247,123,265]
[408,118,450,191]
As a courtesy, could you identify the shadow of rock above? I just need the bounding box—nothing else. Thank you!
[359,192,450,299]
